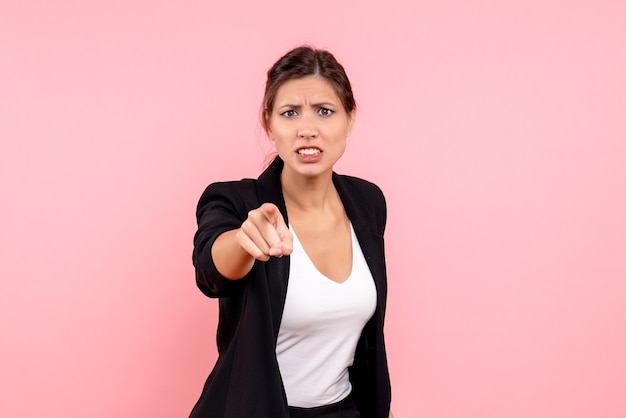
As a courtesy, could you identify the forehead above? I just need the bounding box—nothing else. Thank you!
[273,76,341,104]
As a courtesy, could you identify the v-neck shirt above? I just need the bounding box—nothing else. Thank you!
[276,224,377,408]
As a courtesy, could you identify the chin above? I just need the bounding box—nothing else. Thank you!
[287,163,332,179]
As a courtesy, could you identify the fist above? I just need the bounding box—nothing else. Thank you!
[236,203,293,261]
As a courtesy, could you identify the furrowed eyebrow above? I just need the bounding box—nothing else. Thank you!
[276,101,337,110]
[277,104,301,110]
[312,102,336,108]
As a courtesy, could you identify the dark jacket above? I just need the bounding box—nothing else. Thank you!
[190,157,391,418]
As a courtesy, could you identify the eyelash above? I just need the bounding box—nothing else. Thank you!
[280,108,334,118]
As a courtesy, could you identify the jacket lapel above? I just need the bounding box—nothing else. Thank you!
[256,158,290,338]
[333,174,387,315]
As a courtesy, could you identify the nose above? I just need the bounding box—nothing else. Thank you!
[297,112,318,139]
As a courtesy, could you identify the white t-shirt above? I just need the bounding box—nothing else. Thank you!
[276,224,377,408]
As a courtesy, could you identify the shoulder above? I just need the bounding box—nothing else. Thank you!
[334,174,386,205]
[200,178,258,201]
[196,178,260,220]
[334,174,387,234]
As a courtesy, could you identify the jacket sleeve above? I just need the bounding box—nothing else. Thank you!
[192,180,257,298]
[371,182,387,236]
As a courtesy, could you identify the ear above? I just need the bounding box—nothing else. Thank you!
[346,108,357,136]
[262,109,273,139]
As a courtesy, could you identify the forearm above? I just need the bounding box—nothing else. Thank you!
[211,229,255,280]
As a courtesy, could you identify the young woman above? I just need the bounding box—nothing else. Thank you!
[191,46,393,418]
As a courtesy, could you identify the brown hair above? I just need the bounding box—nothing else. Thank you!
[261,46,356,130]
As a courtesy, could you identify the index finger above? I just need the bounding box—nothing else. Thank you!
[261,203,282,227]
[260,203,291,257]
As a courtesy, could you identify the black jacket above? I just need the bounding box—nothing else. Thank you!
[190,157,391,417]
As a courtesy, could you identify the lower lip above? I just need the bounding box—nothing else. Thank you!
[296,151,323,163]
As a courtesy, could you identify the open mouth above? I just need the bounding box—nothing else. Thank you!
[297,148,321,156]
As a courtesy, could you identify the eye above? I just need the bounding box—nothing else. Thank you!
[281,109,298,117]
[318,108,334,117]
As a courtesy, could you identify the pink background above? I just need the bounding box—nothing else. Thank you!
[1,1,625,417]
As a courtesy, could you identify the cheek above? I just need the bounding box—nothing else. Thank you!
[327,125,351,140]
[273,124,297,141]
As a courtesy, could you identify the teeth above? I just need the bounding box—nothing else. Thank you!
[297,148,320,156]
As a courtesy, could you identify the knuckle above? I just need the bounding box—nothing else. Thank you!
[239,220,252,234]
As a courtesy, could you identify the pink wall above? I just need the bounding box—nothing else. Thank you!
[2,1,625,417]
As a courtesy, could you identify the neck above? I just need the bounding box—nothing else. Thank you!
[281,169,336,212]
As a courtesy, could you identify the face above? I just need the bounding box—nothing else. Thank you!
[265,76,355,180]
